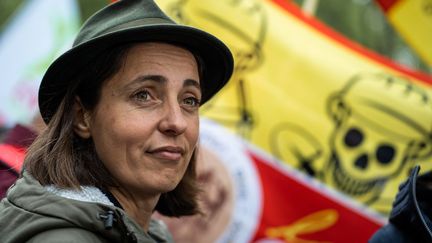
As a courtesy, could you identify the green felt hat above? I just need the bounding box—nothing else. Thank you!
[38,0,233,123]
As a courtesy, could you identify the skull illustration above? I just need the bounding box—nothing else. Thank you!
[325,73,432,206]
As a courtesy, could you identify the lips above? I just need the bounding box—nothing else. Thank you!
[147,146,185,161]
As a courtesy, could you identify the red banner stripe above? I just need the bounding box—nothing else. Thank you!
[249,150,383,242]
[376,0,401,12]
[269,0,432,85]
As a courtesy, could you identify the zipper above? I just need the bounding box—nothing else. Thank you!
[98,210,116,230]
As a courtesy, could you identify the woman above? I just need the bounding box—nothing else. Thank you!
[0,0,233,242]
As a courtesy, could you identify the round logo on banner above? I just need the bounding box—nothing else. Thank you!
[156,118,262,242]
[200,119,262,243]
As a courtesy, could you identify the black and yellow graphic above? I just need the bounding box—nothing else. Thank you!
[160,0,267,138]
[377,0,432,65]
[325,74,432,208]
[156,0,432,215]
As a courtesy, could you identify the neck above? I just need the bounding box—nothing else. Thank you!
[109,187,160,231]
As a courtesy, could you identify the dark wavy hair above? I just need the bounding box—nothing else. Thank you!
[24,42,201,217]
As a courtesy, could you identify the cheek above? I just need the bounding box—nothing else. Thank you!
[91,127,123,167]
[187,118,200,148]
[91,115,142,162]
[92,102,148,140]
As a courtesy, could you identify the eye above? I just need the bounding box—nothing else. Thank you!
[183,97,200,107]
[132,90,151,102]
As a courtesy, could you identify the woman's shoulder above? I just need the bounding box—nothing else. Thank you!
[148,218,174,242]
[27,228,108,243]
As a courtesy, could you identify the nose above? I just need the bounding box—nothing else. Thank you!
[158,100,187,136]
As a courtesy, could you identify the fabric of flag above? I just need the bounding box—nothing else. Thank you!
[156,0,432,219]
[177,119,384,243]
[376,0,432,66]
[0,0,79,128]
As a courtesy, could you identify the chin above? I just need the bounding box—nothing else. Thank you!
[157,180,181,193]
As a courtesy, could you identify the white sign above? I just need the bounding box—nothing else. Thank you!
[0,0,79,127]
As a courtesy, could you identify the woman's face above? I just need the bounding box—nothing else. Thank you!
[85,42,201,195]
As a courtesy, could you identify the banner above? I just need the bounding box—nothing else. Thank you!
[159,119,384,243]
[376,0,432,66]
[156,0,432,217]
[0,0,79,128]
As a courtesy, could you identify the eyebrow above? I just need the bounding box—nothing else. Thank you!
[130,75,167,85]
[183,78,201,90]
[124,75,201,90]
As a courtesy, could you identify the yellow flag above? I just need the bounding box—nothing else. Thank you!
[377,0,432,66]
[156,0,432,215]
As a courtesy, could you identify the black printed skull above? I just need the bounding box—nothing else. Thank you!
[325,73,432,205]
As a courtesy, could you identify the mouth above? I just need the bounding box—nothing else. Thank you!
[147,146,185,161]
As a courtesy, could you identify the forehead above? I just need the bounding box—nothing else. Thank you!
[129,42,197,74]
[104,42,200,88]
[126,42,197,67]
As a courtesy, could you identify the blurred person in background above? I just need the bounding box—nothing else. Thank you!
[0,0,233,242]
[0,115,43,199]
[369,165,432,243]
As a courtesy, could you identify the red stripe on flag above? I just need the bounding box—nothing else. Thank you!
[376,0,401,12]
[249,150,383,242]
[269,0,432,85]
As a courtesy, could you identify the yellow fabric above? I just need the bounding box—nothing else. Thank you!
[156,0,432,215]
[387,0,432,65]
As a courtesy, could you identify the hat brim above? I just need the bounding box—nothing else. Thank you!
[38,24,234,123]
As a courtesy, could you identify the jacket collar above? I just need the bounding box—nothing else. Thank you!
[45,185,114,206]
[7,171,172,242]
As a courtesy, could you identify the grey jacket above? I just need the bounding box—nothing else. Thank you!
[0,172,173,243]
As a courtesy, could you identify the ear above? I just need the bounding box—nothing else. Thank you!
[73,97,92,139]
